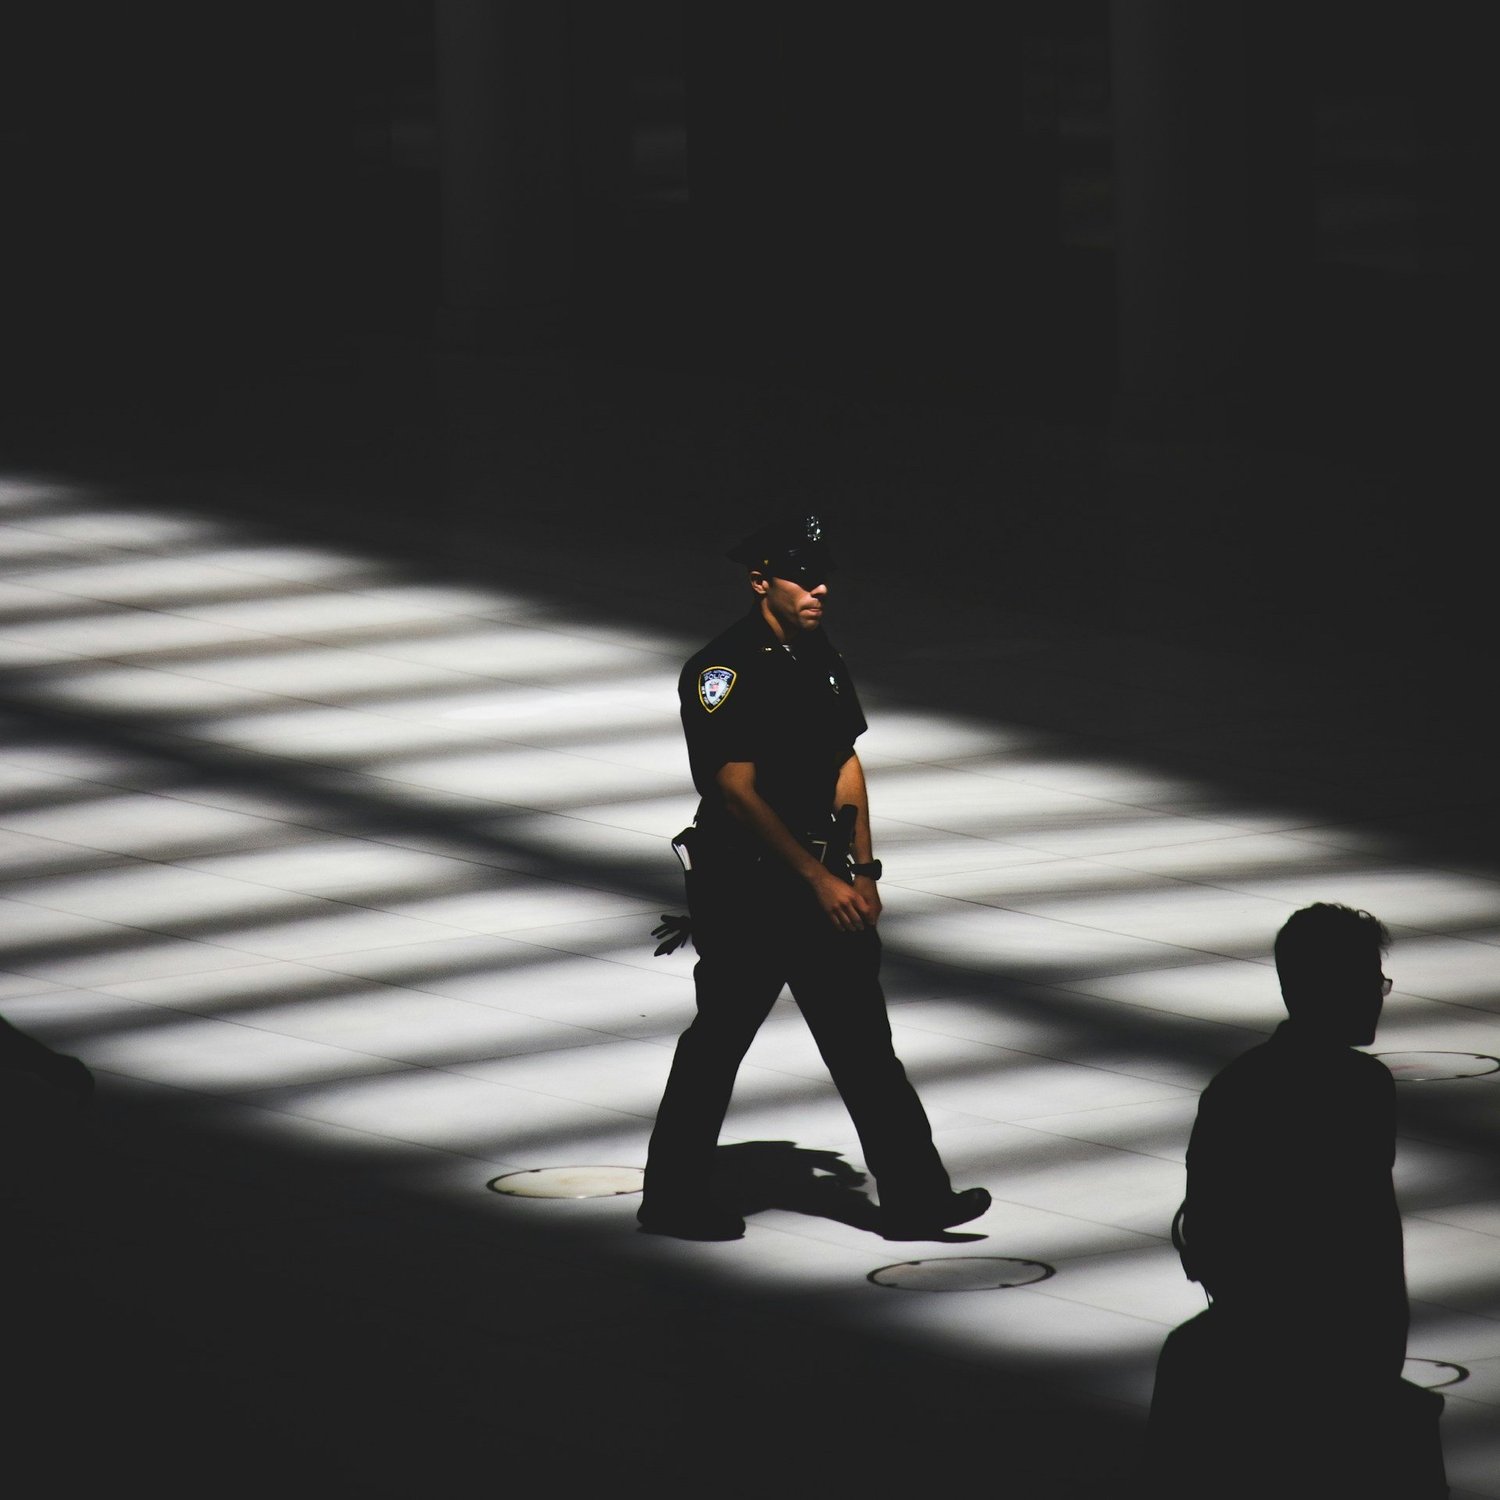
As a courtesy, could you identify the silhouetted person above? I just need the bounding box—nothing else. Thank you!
[0,1011,93,1101]
[639,512,988,1241]
[1,1009,92,1203]
[2,1010,97,1474]
[1143,903,1446,1498]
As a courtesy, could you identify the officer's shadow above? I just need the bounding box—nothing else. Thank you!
[712,1140,985,1242]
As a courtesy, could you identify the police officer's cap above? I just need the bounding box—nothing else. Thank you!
[726,512,836,587]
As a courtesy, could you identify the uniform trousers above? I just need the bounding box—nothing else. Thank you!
[643,852,951,1210]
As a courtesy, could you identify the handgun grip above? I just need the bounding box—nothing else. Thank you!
[825,803,858,871]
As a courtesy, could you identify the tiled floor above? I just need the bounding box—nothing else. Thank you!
[2,459,1496,1497]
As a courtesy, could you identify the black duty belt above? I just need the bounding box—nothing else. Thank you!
[652,804,858,957]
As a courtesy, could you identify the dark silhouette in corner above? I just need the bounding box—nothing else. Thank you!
[1,1009,93,1106]
[1,1009,93,1226]
[3,1009,97,1472]
[1142,903,1447,1498]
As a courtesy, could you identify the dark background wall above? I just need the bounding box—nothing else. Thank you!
[0,1,1492,675]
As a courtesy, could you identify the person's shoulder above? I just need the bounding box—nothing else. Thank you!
[1250,1026,1395,1102]
[684,610,765,669]
[1205,1035,1278,1087]
[679,611,771,706]
[1196,1034,1295,1114]
[1344,1046,1396,1096]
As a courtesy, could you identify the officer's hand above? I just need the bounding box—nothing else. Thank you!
[854,874,882,926]
[811,869,876,933]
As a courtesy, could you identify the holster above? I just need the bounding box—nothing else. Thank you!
[670,825,698,873]
[806,804,858,882]
[652,825,701,955]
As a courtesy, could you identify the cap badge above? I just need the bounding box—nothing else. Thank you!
[698,666,737,712]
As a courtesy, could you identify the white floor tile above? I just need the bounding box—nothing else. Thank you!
[1094,829,1375,881]
[85,1006,416,1092]
[364,744,683,810]
[1437,1395,1500,1497]
[0,970,77,1002]
[1,794,320,862]
[883,989,1106,1055]
[5,606,269,657]
[445,1036,676,1113]
[3,506,222,549]
[0,637,79,666]
[1375,930,1500,1007]
[203,905,483,960]
[1404,1218,1500,1316]
[1246,868,1500,935]
[971,1135,1187,1237]
[534,794,701,837]
[302,937,694,1039]
[1014,886,1296,956]
[7,862,325,928]
[9,555,293,604]
[381,882,657,936]
[938,751,1201,806]
[1010,1095,1200,1162]
[1057,956,1286,1028]
[873,824,1064,879]
[854,710,1035,765]
[172,588,468,638]
[174,838,489,898]
[0,984,158,1034]
[238,1065,644,1158]
[162,641,488,699]
[98,961,620,1065]
[888,1033,1192,1124]
[864,1274,1172,1391]
[1034,1242,1210,1327]
[880,897,1213,983]
[31,660,286,716]
[0,897,278,985]
[0,828,132,878]
[358,623,670,681]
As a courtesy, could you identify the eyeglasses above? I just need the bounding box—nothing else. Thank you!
[1381,975,1393,996]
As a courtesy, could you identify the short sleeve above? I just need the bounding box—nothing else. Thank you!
[680,655,761,779]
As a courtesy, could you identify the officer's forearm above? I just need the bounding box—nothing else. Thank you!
[722,783,828,883]
[833,753,874,864]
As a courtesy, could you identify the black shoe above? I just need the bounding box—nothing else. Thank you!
[637,1201,745,1241]
[881,1186,991,1240]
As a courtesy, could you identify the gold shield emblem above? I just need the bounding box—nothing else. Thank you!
[698,666,736,712]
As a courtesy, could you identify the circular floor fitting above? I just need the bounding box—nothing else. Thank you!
[1403,1357,1468,1390]
[1373,1052,1500,1082]
[487,1166,644,1199]
[868,1256,1054,1292]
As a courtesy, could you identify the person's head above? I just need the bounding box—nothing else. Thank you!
[1273,902,1391,1044]
[727,512,836,640]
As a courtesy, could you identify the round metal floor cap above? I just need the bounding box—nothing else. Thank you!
[1402,1358,1468,1390]
[1373,1052,1500,1082]
[487,1166,644,1199]
[868,1256,1054,1292]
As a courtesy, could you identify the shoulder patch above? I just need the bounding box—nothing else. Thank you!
[698,665,737,712]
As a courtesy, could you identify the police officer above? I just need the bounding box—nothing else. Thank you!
[638,512,990,1241]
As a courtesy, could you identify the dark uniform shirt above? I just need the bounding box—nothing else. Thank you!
[680,605,867,847]
[1182,1019,1408,1377]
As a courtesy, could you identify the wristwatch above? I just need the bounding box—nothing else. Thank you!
[850,859,883,881]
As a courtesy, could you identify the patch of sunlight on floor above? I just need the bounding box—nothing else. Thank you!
[4,470,1498,1479]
